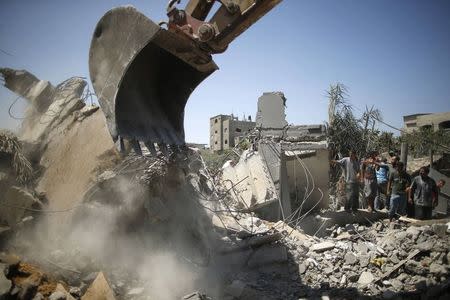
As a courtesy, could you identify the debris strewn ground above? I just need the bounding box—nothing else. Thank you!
[0,69,449,299]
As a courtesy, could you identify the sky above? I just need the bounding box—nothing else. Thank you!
[1,0,450,144]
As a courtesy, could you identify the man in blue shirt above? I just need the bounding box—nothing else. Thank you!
[375,157,389,210]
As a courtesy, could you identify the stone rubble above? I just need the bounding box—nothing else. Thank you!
[0,68,449,299]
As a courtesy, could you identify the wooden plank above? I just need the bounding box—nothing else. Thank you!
[379,249,420,280]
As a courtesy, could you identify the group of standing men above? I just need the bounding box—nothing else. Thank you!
[331,151,445,220]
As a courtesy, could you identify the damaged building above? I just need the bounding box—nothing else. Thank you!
[0,67,449,300]
[210,114,255,152]
[221,92,329,221]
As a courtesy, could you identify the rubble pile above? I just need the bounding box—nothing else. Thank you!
[213,215,450,299]
[0,68,449,299]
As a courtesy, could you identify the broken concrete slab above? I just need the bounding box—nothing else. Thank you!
[212,214,248,234]
[358,271,375,286]
[0,68,56,113]
[221,150,278,211]
[0,263,11,295]
[297,209,388,237]
[310,241,335,252]
[74,105,100,122]
[21,78,86,143]
[0,186,41,227]
[399,216,450,226]
[127,287,145,296]
[50,284,77,300]
[247,245,288,268]
[272,220,314,242]
[431,224,448,237]
[344,252,357,265]
[219,233,283,254]
[81,272,115,300]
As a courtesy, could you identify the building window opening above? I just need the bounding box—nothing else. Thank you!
[235,128,242,132]
[224,140,228,144]
[215,119,218,123]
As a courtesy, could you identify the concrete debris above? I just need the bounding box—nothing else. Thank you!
[2,260,59,300]
[75,105,100,121]
[0,263,10,295]
[272,220,314,242]
[50,284,76,300]
[247,245,288,268]
[310,241,335,252]
[221,150,278,211]
[21,77,86,144]
[0,68,56,113]
[126,287,144,296]
[182,291,211,300]
[0,67,449,300]
[358,271,375,286]
[0,186,42,227]
[81,272,115,300]
[1,68,89,146]
[344,252,357,265]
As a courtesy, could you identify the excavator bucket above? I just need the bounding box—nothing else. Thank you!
[89,6,217,148]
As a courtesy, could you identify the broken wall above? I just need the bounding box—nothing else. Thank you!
[430,168,449,215]
[285,148,330,212]
[1,68,118,230]
[221,150,278,211]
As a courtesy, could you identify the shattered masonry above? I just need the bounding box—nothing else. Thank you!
[0,68,449,300]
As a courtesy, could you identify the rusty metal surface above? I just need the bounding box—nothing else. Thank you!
[185,0,214,20]
[209,0,282,52]
[89,6,217,146]
[169,0,282,54]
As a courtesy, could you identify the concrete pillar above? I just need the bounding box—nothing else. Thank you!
[279,153,292,220]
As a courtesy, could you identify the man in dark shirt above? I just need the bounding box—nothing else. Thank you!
[387,161,410,221]
[409,166,438,220]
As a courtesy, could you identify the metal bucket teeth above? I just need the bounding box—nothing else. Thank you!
[89,6,217,146]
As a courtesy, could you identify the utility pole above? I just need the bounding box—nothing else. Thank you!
[400,142,408,169]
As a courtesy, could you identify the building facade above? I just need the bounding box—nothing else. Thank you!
[210,114,255,152]
[403,112,450,133]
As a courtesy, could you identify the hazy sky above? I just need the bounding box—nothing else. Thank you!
[1,0,450,143]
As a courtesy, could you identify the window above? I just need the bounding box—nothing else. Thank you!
[215,130,218,134]
[215,141,217,144]
[235,128,242,132]
[224,140,228,144]
[215,119,218,123]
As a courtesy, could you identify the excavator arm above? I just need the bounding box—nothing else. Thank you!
[168,0,282,53]
[88,0,282,154]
